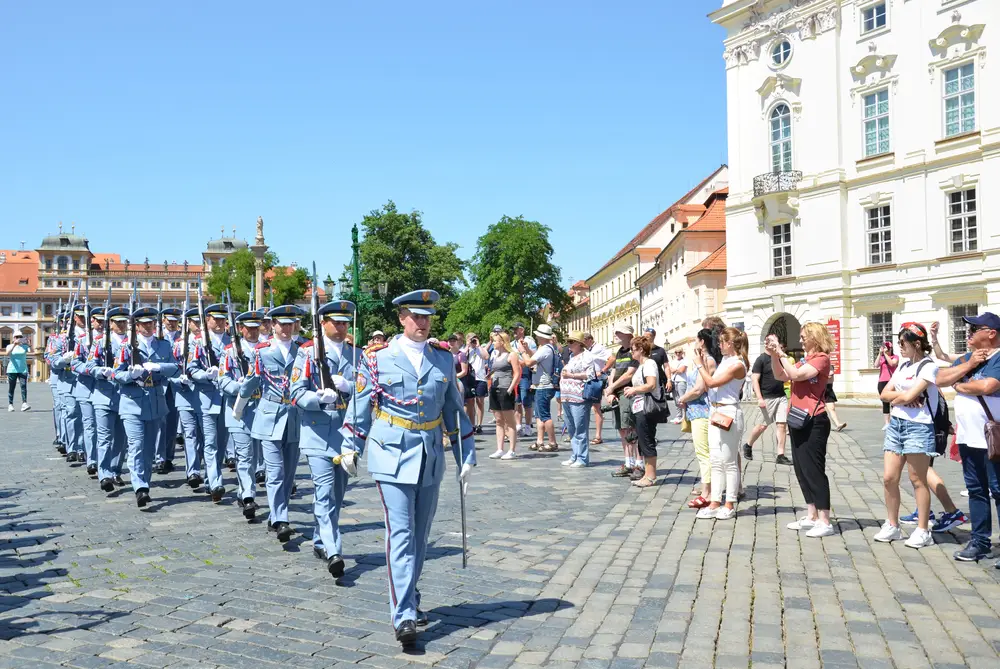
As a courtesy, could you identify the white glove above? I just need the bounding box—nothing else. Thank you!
[205,366,219,378]
[142,362,161,373]
[102,368,116,381]
[178,374,192,388]
[60,352,75,364]
[331,374,352,393]
[338,450,358,477]
[232,394,249,421]
[457,463,472,491]
[317,388,338,404]
[129,366,144,379]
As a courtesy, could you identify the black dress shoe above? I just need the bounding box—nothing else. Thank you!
[175,435,184,445]
[395,620,418,647]
[56,445,67,455]
[86,464,98,477]
[313,545,326,561]
[416,610,429,627]
[135,489,151,508]
[327,554,345,578]
[67,452,78,463]
[225,457,236,471]
[291,484,298,495]
[241,499,258,521]
[211,486,225,503]
[269,522,292,542]
[187,474,203,489]
[52,438,61,446]
[154,461,167,475]
[100,478,114,493]
[163,461,174,473]
[255,471,266,485]
[113,475,126,486]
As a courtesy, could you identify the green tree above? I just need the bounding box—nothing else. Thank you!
[206,248,275,307]
[444,215,571,337]
[352,201,467,338]
[269,266,310,306]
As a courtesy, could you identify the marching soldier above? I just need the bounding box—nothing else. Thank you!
[290,300,358,578]
[237,304,304,543]
[50,308,86,463]
[47,315,66,454]
[258,308,273,342]
[186,303,231,501]
[219,310,264,521]
[112,306,180,507]
[70,306,103,477]
[340,290,476,648]
[88,307,129,491]
[155,307,183,474]
[173,307,207,490]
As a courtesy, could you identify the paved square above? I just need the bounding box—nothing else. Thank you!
[2,387,1000,668]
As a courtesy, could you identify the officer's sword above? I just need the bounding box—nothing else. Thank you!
[458,409,468,569]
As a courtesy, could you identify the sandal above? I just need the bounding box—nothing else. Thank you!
[632,476,656,488]
[530,442,541,451]
[687,496,710,509]
[691,486,702,496]
[542,443,558,452]
[590,438,603,445]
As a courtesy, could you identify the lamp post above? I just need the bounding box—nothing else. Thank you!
[338,223,387,344]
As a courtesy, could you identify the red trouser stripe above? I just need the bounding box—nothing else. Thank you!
[375,482,397,609]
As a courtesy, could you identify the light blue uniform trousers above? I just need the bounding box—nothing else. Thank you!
[203,411,227,490]
[307,456,348,558]
[230,429,260,502]
[121,415,158,492]
[262,436,299,524]
[177,410,205,479]
[80,400,98,466]
[94,408,125,481]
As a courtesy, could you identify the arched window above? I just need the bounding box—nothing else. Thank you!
[770,104,792,172]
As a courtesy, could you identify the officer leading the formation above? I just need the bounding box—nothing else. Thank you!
[340,289,476,649]
[290,299,358,579]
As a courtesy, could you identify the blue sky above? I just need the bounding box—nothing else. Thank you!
[0,1,727,289]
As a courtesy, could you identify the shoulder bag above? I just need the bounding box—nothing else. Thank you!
[976,396,1000,463]
[787,396,822,431]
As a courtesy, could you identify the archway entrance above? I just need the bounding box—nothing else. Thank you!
[761,312,802,356]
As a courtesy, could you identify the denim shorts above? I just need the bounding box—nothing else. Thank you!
[883,416,936,456]
[534,388,556,422]
[518,377,535,407]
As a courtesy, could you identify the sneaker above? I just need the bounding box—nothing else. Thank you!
[6,405,12,413]
[932,509,968,532]
[500,451,518,461]
[515,425,523,436]
[611,464,631,478]
[873,522,903,543]
[905,528,934,549]
[787,516,816,531]
[21,402,30,411]
[489,449,504,459]
[715,506,736,520]
[806,522,836,538]
[742,443,753,461]
[696,506,718,520]
[954,542,990,562]
[881,424,888,431]
[961,489,969,497]
[900,509,935,526]
[629,467,645,481]
[561,458,576,467]
[569,461,587,468]
[774,454,792,466]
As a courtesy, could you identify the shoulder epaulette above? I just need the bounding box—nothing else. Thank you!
[300,340,314,349]
[364,342,389,355]
[255,341,270,350]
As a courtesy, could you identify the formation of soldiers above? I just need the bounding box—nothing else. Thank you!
[43,286,476,648]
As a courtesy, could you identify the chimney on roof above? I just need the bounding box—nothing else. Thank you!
[0,252,6,265]
[19,241,25,250]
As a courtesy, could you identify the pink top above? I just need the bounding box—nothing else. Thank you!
[877,352,897,382]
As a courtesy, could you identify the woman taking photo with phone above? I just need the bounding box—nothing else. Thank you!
[487,332,522,460]
[769,322,836,538]
[5,331,31,412]
[876,341,899,431]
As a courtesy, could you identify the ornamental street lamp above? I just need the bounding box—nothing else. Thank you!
[337,223,386,344]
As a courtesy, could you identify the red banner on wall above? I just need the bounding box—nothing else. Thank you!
[827,319,841,374]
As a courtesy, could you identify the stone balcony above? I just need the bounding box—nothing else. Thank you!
[752,170,802,227]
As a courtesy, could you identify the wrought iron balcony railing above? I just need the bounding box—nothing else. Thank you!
[753,170,803,198]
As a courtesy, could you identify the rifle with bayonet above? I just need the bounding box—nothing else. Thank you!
[249,275,255,312]
[181,282,191,372]
[157,284,164,340]
[103,285,113,367]
[65,291,78,355]
[225,288,246,375]
[84,281,91,352]
[197,279,219,368]
[129,284,140,367]
[310,262,334,390]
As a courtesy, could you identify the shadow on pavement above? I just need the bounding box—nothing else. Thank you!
[336,543,463,588]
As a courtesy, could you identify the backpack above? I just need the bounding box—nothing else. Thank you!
[547,344,563,386]
[915,359,952,455]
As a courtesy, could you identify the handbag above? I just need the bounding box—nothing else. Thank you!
[583,378,604,404]
[787,396,822,431]
[681,415,692,433]
[710,411,733,431]
[976,396,1000,463]
[642,391,669,424]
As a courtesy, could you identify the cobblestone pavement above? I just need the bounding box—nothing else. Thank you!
[2,386,1000,668]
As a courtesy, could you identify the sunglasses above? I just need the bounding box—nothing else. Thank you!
[967,324,993,335]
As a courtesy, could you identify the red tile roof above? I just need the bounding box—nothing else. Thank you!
[686,189,728,232]
[0,250,39,293]
[590,166,726,279]
[686,244,727,275]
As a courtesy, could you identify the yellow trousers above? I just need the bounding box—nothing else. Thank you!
[691,418,711,485]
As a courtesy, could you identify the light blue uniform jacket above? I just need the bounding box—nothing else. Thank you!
[289,340,357,458]
[218,338,260,432]
[112,337,180,420]
[339,338,476,487]
[85,334,123,411]
[239,338,302,442]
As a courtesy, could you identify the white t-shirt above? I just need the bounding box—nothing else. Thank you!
[954,350,1000,449]
[708,356,746,405]
[587,343,609,375]
[888,357,939,424]
[532,344,556,389]
[467,346,488,381]
[671,359,688,383]
[631,359,662,400]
